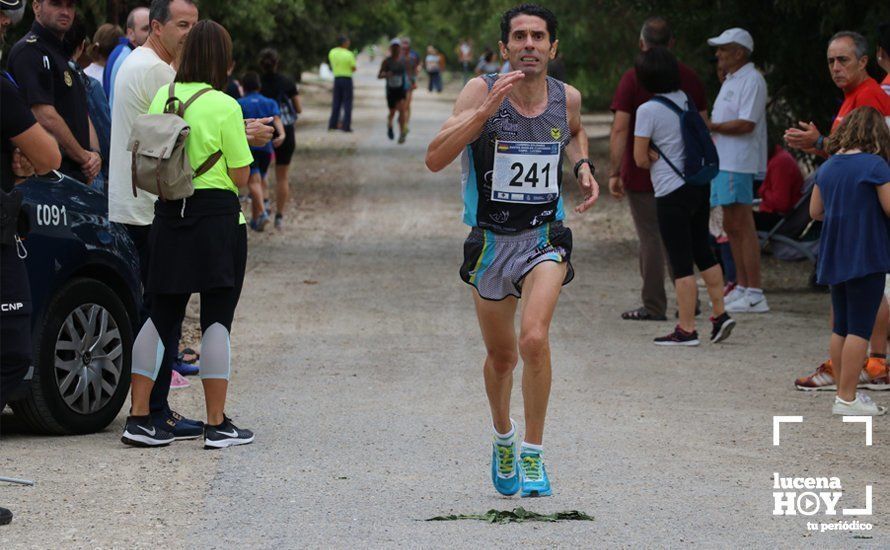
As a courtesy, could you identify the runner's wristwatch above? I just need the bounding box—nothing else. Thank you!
[573,158,594,179]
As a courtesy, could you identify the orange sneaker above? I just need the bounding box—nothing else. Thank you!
[862,356,890,391]
[795,360,836,391]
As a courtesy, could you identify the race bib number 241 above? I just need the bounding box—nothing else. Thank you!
[491,140,560,204]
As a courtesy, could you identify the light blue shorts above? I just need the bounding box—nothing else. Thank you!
[710,170,754,207]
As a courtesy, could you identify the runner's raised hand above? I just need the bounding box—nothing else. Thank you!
[478,71,524,120]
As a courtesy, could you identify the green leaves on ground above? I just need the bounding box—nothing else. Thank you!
[426,507,593,524]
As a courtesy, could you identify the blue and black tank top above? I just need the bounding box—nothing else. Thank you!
[461,74,571,233]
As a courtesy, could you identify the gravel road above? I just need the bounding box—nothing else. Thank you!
[1,60,887,549]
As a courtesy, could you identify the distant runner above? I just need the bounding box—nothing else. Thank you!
[379,38,408,144]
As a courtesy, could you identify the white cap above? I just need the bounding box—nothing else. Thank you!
[707,28,754,52]
[390,38,401,46]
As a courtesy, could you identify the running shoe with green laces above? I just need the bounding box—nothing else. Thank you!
[519,449,552,497]
[491,428,520,496]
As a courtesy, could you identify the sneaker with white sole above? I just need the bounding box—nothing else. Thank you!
[121,415,175,447]
[709,312,736,343]
[832,392,887,416]
[204,416,255,449]
[654,325,700,346]
[724,286,745,305]
[795,360,837,391]
[725,290,769,313]
[795,359,888,391]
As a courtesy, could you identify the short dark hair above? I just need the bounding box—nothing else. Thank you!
[150,0,197,26]
[258,47,279,74]
[175,19,232,90]
[877,22,890,55]
[635,46,680,94]
[242,71,260,93]
[500,3,557,45]
[62,19,88,58]
[640,16,672,47]
[337,35,349,46]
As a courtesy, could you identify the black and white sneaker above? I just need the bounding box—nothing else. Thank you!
[121,415,175,447]
[204,416,254,449]
[710,312,736,343]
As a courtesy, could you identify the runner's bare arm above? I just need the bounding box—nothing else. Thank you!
[426,72,525,172]
[564,84,599,213]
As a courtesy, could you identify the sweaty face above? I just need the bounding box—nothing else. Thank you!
[129,9,150,46]
[156,0,198,59]
[499,14,556,76]
[34,0,76,34]
[827,37,867,91]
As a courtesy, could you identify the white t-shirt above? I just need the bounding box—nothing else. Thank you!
[108,47,176,225]
[84,63,104,85]
[711,62,767,175]
[634,90,688,198]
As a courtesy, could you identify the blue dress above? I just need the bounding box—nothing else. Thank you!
[815,153,890,285]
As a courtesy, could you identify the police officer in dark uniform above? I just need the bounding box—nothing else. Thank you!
[7,0,99,184]
[1,0,61,528]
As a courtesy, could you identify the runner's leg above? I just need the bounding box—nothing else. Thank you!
[472,291,519,435]
[518,261,567,445]
[249,172,264,221]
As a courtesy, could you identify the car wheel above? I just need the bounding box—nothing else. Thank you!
[12,278,133,434]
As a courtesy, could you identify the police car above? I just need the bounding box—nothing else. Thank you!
[7,172,141,434]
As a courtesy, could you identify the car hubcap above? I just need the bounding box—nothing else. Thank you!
[54,304,123,414]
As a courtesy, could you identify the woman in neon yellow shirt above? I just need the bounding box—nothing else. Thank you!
[121,20,255,450]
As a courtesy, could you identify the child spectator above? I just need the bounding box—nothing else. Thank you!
[633,46,736,346]
[810,106,890,416]
[236,71,284,231]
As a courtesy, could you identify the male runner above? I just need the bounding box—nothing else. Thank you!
[426,3,598,497]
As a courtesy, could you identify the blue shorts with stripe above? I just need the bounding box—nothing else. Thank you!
[710,170,755,207]
[460,222,574,301]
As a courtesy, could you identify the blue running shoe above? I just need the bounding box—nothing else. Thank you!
[154,409,203,440]
[519,449,552,497]
[172,359,200,376]
[490,426,520,496]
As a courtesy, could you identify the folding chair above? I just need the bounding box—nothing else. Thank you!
[757,175,821,264]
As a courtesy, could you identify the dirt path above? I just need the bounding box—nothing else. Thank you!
[1,61,887,548]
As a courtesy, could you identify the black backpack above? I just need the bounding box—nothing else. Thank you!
[649,94,719,186]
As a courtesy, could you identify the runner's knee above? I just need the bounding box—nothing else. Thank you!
[518,329,549,360]
[486,349,518,374]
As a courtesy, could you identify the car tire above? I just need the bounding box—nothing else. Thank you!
[12,278,133,434]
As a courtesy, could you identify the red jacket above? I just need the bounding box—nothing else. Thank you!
[758,145,803,214]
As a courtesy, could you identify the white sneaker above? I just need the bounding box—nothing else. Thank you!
[832,392,887,416]
[725,290,769,313]
[724,286,746,305]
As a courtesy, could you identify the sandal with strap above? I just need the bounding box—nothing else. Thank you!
[621,307,667,321]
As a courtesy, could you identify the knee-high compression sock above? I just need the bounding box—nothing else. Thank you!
[200,323,231,380]
[131,319,165,381]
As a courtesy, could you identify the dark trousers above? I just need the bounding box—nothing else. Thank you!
[328,77,354,131]
[428,71,443,92]
[125,224,176,416]
[0,244,31,410]
[627,190,672,317]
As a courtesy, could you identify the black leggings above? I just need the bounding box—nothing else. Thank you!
[656,184,718,279]
[830,273,885,339]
